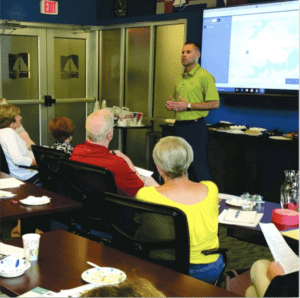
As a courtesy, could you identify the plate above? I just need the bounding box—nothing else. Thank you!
[226,130,245,135]
[0,258,31,278]
[248,127,267,132]
[82,267,127,285]
[269,136,292,141]
[20,198,51,206]
[229,125,246,130]
[220,121,234,124]
[244,132,263,136]
[226,198,245,207]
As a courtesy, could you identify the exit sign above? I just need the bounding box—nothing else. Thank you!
[40,1,58,15]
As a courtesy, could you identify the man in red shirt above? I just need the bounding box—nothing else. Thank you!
[70,109,158,197]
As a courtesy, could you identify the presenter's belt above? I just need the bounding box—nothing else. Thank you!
[176,117,204,123]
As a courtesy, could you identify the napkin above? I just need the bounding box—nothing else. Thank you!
[0,190,16,199]
[21,196,51,205]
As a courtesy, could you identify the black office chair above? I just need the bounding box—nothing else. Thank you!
[61,159,118,243]
[104,192,229,282]
[0,144,10,174]
[104,192,190,275]
[31,145,69,194]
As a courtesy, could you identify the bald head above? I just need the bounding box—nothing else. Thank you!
[86,109,114,144]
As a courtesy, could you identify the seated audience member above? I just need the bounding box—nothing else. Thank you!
[0,98,35,150]
[135,136,224,284]
[0,104,39,183]
[80,277,165,297]
[245,260,299,297]
[48,116,74,156]
[70,109,158,197]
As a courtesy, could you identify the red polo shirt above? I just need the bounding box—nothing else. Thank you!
[70,141,144,197]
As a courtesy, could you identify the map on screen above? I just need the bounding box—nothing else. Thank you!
[201,0,299,95]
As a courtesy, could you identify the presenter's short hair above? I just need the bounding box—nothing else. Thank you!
[153,136,193,179]
[184,41,200,52]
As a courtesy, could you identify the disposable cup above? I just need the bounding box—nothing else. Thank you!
[22,233,41,261]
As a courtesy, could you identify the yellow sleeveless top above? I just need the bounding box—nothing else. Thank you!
[135,181,220,264]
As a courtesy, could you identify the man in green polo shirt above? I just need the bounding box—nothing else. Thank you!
[165,42,220,182]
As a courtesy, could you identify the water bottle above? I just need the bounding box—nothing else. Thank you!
[101,99,107,109]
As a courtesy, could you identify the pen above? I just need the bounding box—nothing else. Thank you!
[235,210,241,218]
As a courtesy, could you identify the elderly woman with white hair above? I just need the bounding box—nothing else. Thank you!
[135,136,224,284]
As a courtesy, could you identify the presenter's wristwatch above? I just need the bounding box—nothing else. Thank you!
[187,103,191,111]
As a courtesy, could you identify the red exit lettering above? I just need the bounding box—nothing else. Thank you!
[41,1,58,15]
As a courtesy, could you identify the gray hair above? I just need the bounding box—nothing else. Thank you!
[86,109,114,143]
[153,136,193,179]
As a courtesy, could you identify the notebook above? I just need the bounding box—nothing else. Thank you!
[224,209,257,224]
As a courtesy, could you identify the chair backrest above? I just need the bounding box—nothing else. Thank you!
[104,192,190,275]
[31,145,69,192]
[60,159,118,235]
[61,159,118,198]
[0,144,10,174]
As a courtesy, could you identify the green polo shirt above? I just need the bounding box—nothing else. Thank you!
[175,64,219,121]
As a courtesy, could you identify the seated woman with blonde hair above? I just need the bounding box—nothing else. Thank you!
[135,136,224,284]
[0,98,35,150]
[0,104,39,184]
[48,116,74,156]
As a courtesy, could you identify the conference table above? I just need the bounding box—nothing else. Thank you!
[0,229,240,297]
[0,172,82,233]
[219,199,299,252]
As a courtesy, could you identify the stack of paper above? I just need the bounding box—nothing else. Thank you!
[0,243,25,259]
[135,166,154,181]
[0,178,24,189]
[224,209,257,224]
[219,208,263,227]
[260,223,300,275]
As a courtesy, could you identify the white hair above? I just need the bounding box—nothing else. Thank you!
[86,109,114,143]
[153,136,193,179]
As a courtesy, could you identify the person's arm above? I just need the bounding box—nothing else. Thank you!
[18,130,35,151]
[112,150,137,172]
[167,96,220,112]
[112,150,159,187]
[266,261,285,281]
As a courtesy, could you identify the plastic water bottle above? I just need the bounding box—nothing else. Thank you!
[101,100,107,109]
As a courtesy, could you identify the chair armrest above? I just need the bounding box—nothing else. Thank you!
[201,248,228,255]
[18,165,39,170]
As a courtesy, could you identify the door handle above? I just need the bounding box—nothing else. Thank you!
[44,95,56,107]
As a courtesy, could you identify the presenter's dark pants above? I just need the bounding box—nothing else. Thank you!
[174,117,211,182]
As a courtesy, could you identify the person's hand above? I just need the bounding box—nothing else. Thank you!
[266,261,285,281]
[165,96,174,111]
[170,96,189,112]
[110,150,128,160]
[111,150,136,172]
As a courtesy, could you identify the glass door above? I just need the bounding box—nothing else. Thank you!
[0,22,97,147]
[0,25,47,145]
[46,29,97,146]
